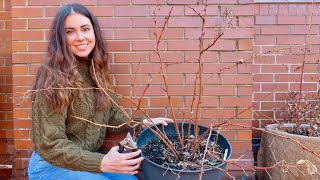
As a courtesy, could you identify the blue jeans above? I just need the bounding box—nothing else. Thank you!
[28,152,138,180]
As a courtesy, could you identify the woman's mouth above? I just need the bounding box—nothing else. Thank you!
[75,43,88,50]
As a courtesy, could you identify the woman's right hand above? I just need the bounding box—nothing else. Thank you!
[100,146,144,174]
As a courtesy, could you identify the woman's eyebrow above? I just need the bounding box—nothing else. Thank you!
[65,24,91,29]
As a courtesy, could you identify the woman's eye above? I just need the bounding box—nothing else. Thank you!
[66,31,74,35]
[83,27,90,32]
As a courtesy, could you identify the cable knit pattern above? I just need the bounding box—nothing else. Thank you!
[31,60,143,173]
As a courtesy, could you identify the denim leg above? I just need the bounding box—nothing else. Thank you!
[28,152,110,180]
[101,172,138,180]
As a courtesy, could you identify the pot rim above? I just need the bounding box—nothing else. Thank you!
[265,123,320,139]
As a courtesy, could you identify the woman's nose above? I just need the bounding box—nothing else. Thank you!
[76,32,85,40]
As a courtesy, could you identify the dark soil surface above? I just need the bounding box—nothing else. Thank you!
[141,135,224,171]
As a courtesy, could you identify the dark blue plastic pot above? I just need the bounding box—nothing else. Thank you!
[136,123,232,180]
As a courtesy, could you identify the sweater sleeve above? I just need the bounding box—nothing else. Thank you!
[106,94,144,133]
[31,93,105,173]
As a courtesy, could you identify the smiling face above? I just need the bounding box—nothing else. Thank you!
[64,13,95,59]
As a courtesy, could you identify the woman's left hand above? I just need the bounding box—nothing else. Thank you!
[142,117,173,127]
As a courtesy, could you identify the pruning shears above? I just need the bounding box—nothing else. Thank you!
[118,132,137,153]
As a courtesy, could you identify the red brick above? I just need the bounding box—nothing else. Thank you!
[220,5,254,16]
[290,83,317,91]
[87,6,113,17]
[97,0,130,5]
[167,0,198,5]
[114,6,149,17]
[166,64,199,74]
[220,97,252,107]
[220,52,252,63]
[278,4,289,16]
[167,40,199,51]
[150,28,184,40]
[223,28,253,39]
[12,31,44,41]
[261,65,289,73]
[238,107,252,119]
[185,74,219,84]
[132,41,165,51]
[62,0,96,5]
[276,55,303,64]
[278,16,306,24]
[28,19,53,29]
[13,109,30,119]
[238,86,252,96]
[150,97,183,107]
[203,86,235,96]
[12,66,27,75]
[152,74,185,85]
[202,108,235,119]
[239,39,253,50]
[255,35,276,45]
[119,97,148,108]
[237,131,252,141]
[168,17,201,28]
[12,54,45,64]
[261,84,289,92]
[290,25,318,35]
[114,29,149,40]
[258,4,269,15]
[131,64,161,74]
[239,16,254,28]
[0,12,10,20]
[220,74,252,85]
[277,35,306,45]
[261,45,290,55]
[28,42,47,52]
[206,0,237,4]
[11,7,43,18]
[28,0,59,5]
[114,53,149,63]
[185,5,218,16]
[185,97,219,107]
[275,74,301,82]
[11,42,27,52]
[133,0,166,4]
[44,6,60,17]
[255,16,277,25]
[14,139,33,150]
[185,52,219,63]
[0,30,10,38]
[107,41,130,51]
[109,64,130,74]
[150,5,184,16]
[12,76,34,86]
[261,26,290,34]
[150,52,184,63]
[11,19,26,29]
[203,64,236,74]
[13,120,31,129]
[132,17,166,28]
[114,74,145,85]
[98,18,130,28]
[253,74,273,82]
[269,4,279,15]
[207,40,237,51]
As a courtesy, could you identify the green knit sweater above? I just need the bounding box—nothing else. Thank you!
[31,60,142,173]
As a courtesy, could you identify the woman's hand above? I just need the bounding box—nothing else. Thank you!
[142,117,174,127]
[100,146,144,174]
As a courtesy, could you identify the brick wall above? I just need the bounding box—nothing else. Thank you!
[0,0,13,179]
[253,2,320,138]
[8,0,254,178]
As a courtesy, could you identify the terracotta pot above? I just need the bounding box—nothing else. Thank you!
[257,123,320,180]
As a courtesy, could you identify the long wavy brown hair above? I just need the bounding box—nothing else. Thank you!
[32,3,112,112]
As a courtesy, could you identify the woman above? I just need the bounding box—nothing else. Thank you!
[28,3,172,180]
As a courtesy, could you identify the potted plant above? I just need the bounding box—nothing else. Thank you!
[131,4,234,180]
[257,66,320,178]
